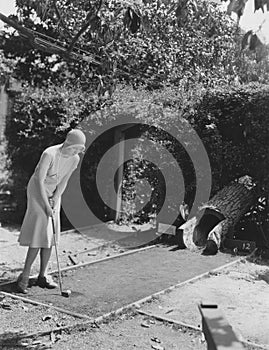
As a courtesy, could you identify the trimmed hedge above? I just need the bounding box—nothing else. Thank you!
[4,83,269,235]
[192,83,269,192]
[5,84,100,222]
[190,83,269,236]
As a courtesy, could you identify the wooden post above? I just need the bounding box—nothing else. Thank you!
[113,129,125,223]
[112,124,137,223]
[198,303,245,350]
[0,85,8,141]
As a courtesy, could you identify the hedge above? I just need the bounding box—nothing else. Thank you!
[4,82,269,236]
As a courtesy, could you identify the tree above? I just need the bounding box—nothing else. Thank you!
[1,1,268,91]
[0,0,245,90]
[181,175,257,254]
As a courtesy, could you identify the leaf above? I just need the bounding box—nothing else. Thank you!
[50,332,56,343]
[124,7,141,33]
[241,30,252,50]
[36,0,50,20]
[151,336,161,343]
[227,0,248,17]
[130,11,141,33]
[151,345,165,350]
[141,322,150,328]
[1,303,12,310]
[42,314,53,321]
[249,34,263,51]
[254,0,267,12]
[123,7,132,28]
[175,0,189,23]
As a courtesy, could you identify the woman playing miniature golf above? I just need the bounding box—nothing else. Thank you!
[17,129,86,294]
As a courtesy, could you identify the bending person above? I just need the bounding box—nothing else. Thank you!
[17,129,86,293]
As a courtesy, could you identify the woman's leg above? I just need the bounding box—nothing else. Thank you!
[17,247,39,293]
[22,247,40,278]
[39,247,52,277]
[38,247,58,288]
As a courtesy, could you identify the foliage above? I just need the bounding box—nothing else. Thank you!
[81,82,269,228]
[4,83,101,221]
[5,81,269,231]
[0,50,16,85]
[224,0,269,19]
[0,0,244,91]
[1,60,267,239]
[186,82,269,235]
[0,141,10,190]
[193,83,269,188]
[235,45,269,84]
[1,0,268,93]
[78,81,205,224]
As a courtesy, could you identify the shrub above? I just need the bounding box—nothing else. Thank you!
[91,83,269,230]
[192,83,269,192]
[5,82,269,236]
[5,83,100,222]
[191,83,269,237]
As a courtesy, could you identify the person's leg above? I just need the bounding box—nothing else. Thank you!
[22,247,39,277]
[39,247,52,277]
[17,247,39,293]
[37,247,58,288]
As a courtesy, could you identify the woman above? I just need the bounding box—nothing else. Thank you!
[17,129,86,293]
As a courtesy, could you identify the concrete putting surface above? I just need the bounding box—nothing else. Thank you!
[0,246,238,318]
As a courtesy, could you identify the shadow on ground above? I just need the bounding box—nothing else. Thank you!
[0,331,49,350]
[0,277,37,293]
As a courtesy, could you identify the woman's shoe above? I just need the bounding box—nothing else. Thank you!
[37,275,58,289]
[16,274,29,294]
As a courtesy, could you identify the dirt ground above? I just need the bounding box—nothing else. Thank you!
[142,259,269,347]
[0,223,144,283]
[1,224,269,350]
[0,246,239,317]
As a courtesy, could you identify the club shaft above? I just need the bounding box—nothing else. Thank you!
[51,215,63,293]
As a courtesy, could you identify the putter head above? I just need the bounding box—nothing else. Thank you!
[61,290,71,298]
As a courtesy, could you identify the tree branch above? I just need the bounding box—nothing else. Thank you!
[67,0,103,53]
[53,0,73,39]
[0,12,34,40]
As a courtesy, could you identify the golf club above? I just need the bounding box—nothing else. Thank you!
[51,214,71,298]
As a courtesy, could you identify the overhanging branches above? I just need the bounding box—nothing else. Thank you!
[0,12,101,65]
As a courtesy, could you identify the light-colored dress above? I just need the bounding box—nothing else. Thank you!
[18,144,79,248]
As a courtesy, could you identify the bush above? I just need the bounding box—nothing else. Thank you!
[81,83,207,225]
[192,83,269,191]
[5,83,100,222]
[91,83,269,229]
[5,82,269,236]
[191,83,269,237]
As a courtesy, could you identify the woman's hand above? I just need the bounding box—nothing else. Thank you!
[45,205,54,217]
[49,197,55,209]
[49,195,59,210]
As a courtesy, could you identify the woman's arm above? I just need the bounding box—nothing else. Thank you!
[52,172,72,205]
[52,157,80,207]
[35,152,54,216]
